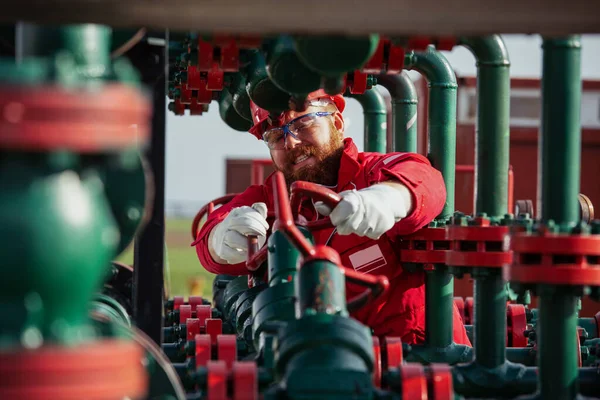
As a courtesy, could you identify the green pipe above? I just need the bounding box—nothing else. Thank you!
[376,72,418,153]
[473,270,506,367]
[347,87,387,153]
[403,47,458,356]
[459,36,511,218]
[539,288,580,400]
[540,37,582,226]
[404,46,457,219]
[425,267,454,348]
[454,36,510,371]
[536,36,583,400]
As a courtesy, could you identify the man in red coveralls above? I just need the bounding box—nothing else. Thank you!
[194,89,470,346]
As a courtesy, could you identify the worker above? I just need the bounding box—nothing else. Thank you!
[193,89,471,346]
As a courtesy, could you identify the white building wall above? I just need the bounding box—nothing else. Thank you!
[165,34,600,217]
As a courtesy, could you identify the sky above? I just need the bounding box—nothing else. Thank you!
[164,34,600,217]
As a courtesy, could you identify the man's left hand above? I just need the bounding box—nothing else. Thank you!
[314,183,413,240]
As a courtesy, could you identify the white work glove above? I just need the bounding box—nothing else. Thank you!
[210,202,269,264]
[314,184,411,240]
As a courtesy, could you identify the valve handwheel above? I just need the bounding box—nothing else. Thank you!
[191,194,238,240]
[272,173,390,312]
[289,180,342,230]
[372,337,382,387]
[207,361,228,400]
[231,361,258,400]
[195,334,212,368]
[217,334,237,368]
[506,304,528,347]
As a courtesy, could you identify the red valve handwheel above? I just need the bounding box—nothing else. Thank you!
[382,337,404,372]
[232,361,259,400]
[189,296,205,310]
[173,296,184,311]
[465,297,474,325]
[206,319,223,344]
[274,173,390,312]
[401,364,428,399]
[186,318,201,341]
[179,305,192,324]
[506,304,528,347]
[191,194,238,240]
[217,334,237,368]
[207,361,228,400]
[372,337,382,388]
[427,364,454,400]
[195,334,212,368]
[196,305,212,330]
[289,180,342,231]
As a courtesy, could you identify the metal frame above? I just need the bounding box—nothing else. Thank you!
[1,0,598,35]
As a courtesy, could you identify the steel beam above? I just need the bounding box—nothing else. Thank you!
[0,0,598,36]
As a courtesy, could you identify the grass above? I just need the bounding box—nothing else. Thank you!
[116,218,216,299]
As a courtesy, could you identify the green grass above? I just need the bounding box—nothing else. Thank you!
[116,218,215,299]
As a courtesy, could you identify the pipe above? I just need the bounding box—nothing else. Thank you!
[458,35,511,370]
[536,35,583,400]
[376,72,418,153]
[404,46,457,219]
[346,87,387,153]
[404,47,458,354]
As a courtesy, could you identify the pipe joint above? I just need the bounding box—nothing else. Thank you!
[404,46,457,88]
[459,35,511,67]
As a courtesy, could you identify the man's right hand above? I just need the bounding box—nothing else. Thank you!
[209,202,269,264]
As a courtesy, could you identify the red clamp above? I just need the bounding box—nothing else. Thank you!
[505,225,600,287]
[445,215,513,269]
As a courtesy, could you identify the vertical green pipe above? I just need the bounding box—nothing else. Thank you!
[473,272,506,367]
[347,87,387,153]
[458,35,511,369]
[539,37,582,226]
[405,46,457,219]
[459,36,511,218]
[537,36,582,400]
[405,47,457,349]
[539,289,579,400]
[376,72,418,153]
[425,267,454,347]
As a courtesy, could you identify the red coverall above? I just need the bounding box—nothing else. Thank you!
[194,138,471,346]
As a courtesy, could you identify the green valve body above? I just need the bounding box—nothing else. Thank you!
[0,156,119,346]
[293,34,379,95]
[265,35,322,108]
[245,50,292,114]
[252,228,313,350]
[229,72,253,122]
[218,89,253,132]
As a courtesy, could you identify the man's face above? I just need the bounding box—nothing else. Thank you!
[268,106,345,186]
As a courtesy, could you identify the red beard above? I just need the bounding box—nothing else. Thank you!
[275,129,344,187]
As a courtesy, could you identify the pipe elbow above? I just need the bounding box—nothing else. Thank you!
[346,86,387,115]
[376,72,418,104]
[459,35,510,67]
[404,46,457,88]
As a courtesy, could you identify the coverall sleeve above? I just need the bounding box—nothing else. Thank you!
[192,185,269,275]
[367,153,447,237]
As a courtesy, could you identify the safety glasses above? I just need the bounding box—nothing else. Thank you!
[262,111,334,150]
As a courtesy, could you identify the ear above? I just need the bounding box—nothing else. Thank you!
[333,112,345,133]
